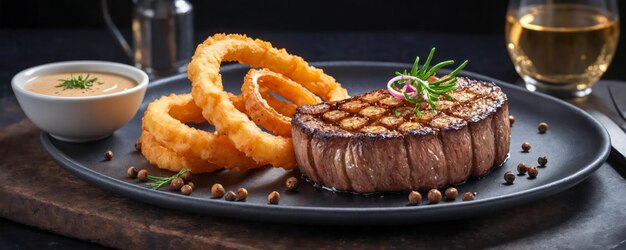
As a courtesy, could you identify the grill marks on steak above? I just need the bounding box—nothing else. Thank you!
[292,77,511,193]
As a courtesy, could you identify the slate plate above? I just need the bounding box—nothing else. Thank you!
[41,62,610,225]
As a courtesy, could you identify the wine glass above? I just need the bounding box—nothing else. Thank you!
[506,0,620,97]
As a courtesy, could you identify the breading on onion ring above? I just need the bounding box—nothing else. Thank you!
[139,131,222,173]
[242,69,321,137]
[142,93,263,170]
[188,33,349,169]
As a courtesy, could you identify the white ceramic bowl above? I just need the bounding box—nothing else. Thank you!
[12,61,149,142]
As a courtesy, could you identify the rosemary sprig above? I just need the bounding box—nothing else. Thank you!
[393,48,468,116]
[55,74,103,90]
[147,168,188,190]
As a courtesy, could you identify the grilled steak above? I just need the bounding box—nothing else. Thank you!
[291,77,510,193]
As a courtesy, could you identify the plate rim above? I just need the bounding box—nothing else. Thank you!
[40,61,611,225]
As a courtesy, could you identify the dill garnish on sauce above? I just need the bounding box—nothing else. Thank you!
[56,74,104,90]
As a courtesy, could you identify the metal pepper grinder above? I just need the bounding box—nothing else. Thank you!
[102,0,193,78]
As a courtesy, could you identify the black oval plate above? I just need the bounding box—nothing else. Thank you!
[41,62,609,225]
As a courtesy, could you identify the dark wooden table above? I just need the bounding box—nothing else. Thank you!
[2,30,626,249]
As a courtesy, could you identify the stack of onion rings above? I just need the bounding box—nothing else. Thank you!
[139,33,349,173]
[188,34,349,169]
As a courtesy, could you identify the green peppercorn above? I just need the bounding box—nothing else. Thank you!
[127,166,138,178]
[528,166,538,178]
[445,187,458,200]
[224,191,236,201]
[211,183,225,198]
[428,189,442,204]
[462,192,474,201]
[408,191,422,205]
[268,191,280,205]
[504,171,516,184]
[170,178,184,191]
[517,163,528,175]
[538,156,548,167]
[180,184,193,195]
[137,169,149,182]
[236,188,248,201]
[538,122,548,134]
[521,142,531,152]
[104,150,113,161]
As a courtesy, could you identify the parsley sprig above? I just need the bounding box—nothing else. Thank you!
[392,48,468,116]
[56,74,103,90]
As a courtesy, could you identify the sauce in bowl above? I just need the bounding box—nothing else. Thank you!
[25,72,137,97]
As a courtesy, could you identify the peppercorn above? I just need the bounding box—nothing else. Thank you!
[268,191,280,205]
[127,166,138,178]
[521,142,531,152]
[462,192,474,201]
[180,184,193,195]
[517,162,528,175]
[538,156,548,167]
[509,115,515,126]
[211,183,225,198]
[236,188,248,201]
[104,150,114,161]
[181,171,193,182]
[285,177,299,191]
[538,122,549,134]
[134,140,141,152]
[445,187,458,200]
[170,178,184,191]
[187,182,195,190]
[137,169,149,182]
[428,189,442,204]
[504,171,516,184]
[224,191,236,201]
[528,166,538,178]
[408,191,422,205]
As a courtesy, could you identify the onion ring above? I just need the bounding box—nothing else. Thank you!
[142,93,263,170]
[188,33,349,169]
[228,92,247,113]
[139,131,222,173]
[258,87,298,117]
[242,69,321,137]
[229,87,297,117]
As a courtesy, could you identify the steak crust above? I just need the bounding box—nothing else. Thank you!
[291,77,510,193]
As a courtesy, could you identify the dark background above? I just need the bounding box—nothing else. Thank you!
[2,0,625,33]
[0,0,625,96]
[1,0,513,33]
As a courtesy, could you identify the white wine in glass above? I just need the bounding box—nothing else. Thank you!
[506,0,619,97]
